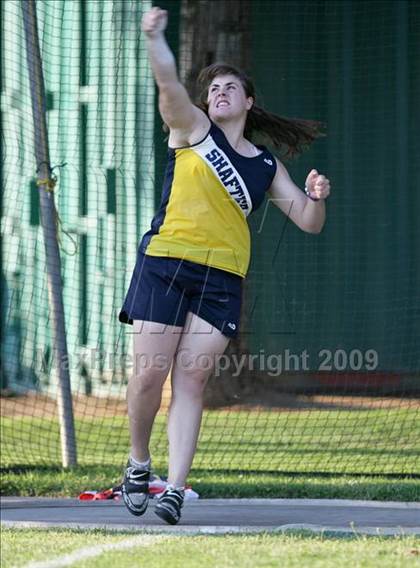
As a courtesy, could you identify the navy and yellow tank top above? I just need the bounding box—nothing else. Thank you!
[139,121,277,277]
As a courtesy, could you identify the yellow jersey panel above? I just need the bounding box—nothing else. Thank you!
[140,122,277,277]
[146,147,249,275]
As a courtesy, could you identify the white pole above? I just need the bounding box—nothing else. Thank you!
[21,0,77,467]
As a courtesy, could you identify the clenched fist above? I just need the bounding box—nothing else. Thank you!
[141,7,168,38]
[305,169,331,201]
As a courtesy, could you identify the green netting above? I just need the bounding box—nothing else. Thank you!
[1,0,419,477]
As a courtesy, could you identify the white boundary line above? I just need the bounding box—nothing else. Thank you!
[3,520,420,536]
[15,535,167,568]
[2,498,420,509]
[191,499,420,509]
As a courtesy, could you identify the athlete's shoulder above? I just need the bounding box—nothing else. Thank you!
[168,108,210,148]
[257,148,277,177]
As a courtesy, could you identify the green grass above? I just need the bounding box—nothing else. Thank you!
[1,529,420,568]
[1,464,419,501]
[2,408,419,472]
[2,407,419,500]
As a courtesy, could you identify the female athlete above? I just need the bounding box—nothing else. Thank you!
[119,6,331,525]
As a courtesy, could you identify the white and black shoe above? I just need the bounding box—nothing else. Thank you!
[121,461,150,516]
[154,486,185,525]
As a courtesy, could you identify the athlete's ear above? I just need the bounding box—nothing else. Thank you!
[246,97,254,111]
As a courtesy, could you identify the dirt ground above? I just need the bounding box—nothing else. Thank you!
[1,390,418,419]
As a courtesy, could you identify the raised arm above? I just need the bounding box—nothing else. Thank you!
[142,7,209,146]
[267,159,330,234]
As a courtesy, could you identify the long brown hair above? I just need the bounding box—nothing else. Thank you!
[196,63,325,159]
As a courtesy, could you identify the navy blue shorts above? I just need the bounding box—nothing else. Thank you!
[119,252,243,338]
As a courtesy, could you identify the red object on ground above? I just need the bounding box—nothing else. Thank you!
[78,476,195,501]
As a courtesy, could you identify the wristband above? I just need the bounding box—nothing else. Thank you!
[305,186,320,201]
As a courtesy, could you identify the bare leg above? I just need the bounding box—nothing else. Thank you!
[127,320,182,463]
[167,313,230,487]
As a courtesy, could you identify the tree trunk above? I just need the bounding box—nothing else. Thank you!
[178,0,251,99]
[178,0,255,407]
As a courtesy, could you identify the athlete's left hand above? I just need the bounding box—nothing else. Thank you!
[305,169,331,201]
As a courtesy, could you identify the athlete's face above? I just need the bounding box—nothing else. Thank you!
[207,74,253,122]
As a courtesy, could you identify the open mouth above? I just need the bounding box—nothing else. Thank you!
[216,101,229,108]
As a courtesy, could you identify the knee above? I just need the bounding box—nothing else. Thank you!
[172,367,211,398]
[130,366,169,396]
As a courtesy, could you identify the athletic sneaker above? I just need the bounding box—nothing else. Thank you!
[121,461,150,516]
[154,486,185,525]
